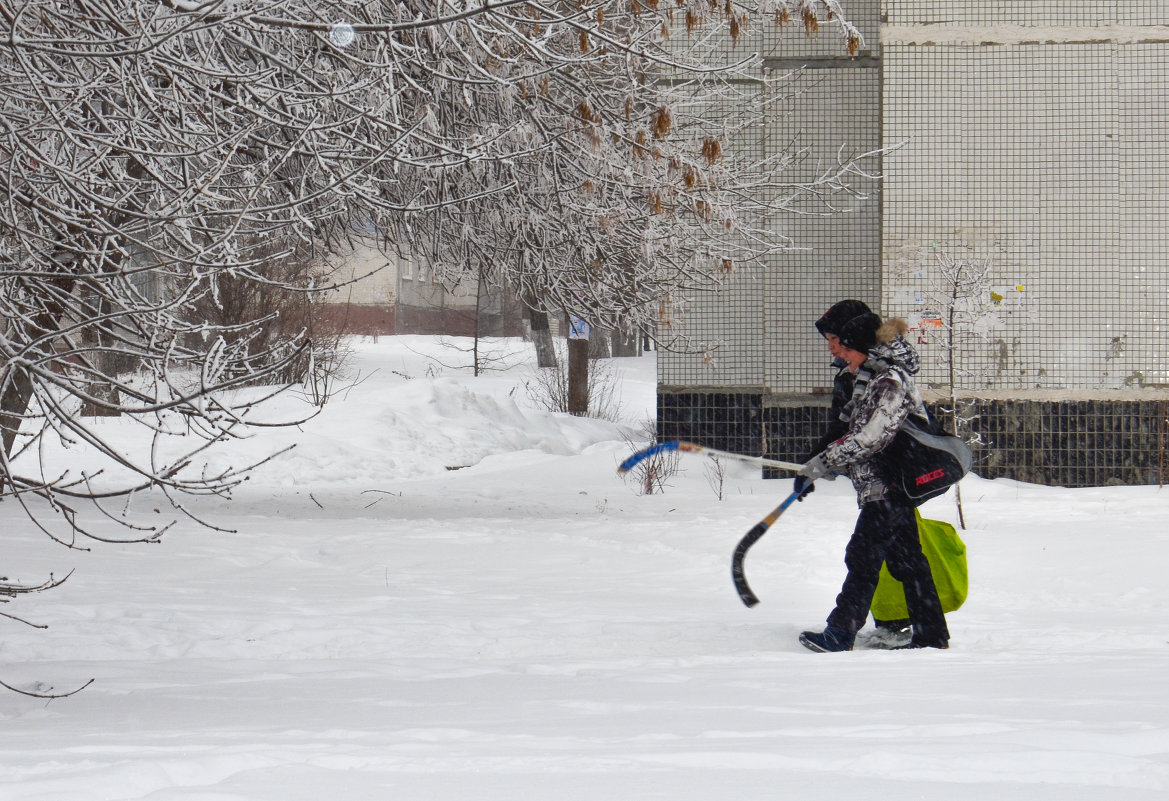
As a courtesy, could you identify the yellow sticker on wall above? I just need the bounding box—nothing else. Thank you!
[990,285,1024,305]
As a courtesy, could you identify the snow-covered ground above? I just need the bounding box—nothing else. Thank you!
[3,336,1168,800]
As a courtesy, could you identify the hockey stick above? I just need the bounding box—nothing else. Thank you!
[616,441,808,607]
[617,440,803,475]
[732,488,806,607]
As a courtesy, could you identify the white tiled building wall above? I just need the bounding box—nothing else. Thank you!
[658,1,884,393]
[882,13,1169,391]
[662,2,1169,396]
[762,63,882,396]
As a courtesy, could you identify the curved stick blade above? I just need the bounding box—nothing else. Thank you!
[732,522,768,607]
[730,490,803,607]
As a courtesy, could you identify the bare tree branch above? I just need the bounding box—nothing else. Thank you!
[0,1,871,608]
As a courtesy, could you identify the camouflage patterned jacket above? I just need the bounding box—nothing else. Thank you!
[820,322,929,506]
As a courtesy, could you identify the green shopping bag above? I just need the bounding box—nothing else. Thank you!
[871,509,968,619]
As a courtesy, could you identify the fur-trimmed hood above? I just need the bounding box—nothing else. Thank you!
[871,318,920,375]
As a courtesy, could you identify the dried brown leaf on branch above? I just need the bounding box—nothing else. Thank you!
[803,9,820,35]
[701,137,723,165]
[576,100,600,123]
[634,129,649,158]
[652,106,672,139]
[729,13,745,45]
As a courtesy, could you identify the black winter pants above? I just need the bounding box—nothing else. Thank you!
[825,499,950,645]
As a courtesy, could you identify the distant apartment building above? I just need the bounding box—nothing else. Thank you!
[316,243,523,338]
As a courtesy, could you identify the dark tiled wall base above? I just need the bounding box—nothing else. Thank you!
[657,392,763,457]
[662,392,1169,488]
[967,399,1169,487]
[761,404,836,479]
[767,398,1169,487]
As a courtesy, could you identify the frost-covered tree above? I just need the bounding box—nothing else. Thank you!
[392,0,872,407]
[399,0,869,334]
[0,0,865,555]
[917,245,1001,529]
[0,0,395,550]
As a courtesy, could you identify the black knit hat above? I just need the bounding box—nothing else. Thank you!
[837,312,882,354]
[815,300,872,338]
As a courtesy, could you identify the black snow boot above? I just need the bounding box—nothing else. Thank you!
[799,627,854,653]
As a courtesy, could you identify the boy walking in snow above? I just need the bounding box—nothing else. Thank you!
[796,311,950,652]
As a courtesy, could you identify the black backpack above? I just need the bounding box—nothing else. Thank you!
[883,413,973,506]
